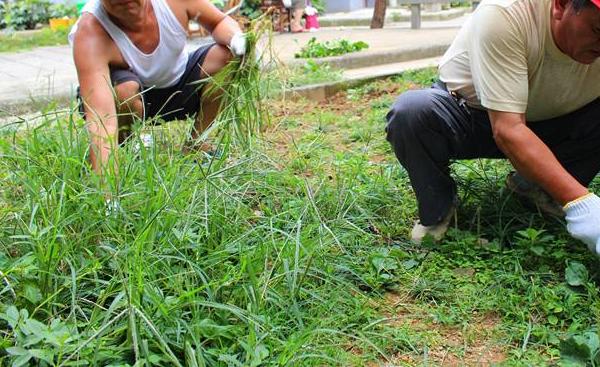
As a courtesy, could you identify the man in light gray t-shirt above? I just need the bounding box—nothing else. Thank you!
[386,0,600,256]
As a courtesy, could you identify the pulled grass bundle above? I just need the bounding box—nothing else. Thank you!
[197,16,274,155]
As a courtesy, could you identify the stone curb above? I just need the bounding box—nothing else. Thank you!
[283,59,435,102]
[287,43,449,70]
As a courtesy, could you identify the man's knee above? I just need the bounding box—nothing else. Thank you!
[114,80,141,106]
[200,44,234,78]
[385,89,438,143]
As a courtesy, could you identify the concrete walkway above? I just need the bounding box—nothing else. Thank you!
[319,7,468,27]
[0,13,467,108]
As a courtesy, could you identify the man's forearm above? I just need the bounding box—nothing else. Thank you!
[87,116,119,179]
[211,16,242,46]
[494,122,588,205]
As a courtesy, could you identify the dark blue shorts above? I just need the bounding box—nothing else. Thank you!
[78,43,215,122]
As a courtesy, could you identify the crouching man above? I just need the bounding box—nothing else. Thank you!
[385,0,600,254]
[69,0,246,176]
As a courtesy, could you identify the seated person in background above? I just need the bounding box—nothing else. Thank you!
[282,0,305,32]
[290,0,305,32]
[69,0,247,178]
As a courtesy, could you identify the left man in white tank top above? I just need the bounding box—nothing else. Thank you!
[70,0,246,178]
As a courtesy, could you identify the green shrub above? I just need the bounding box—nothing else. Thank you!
[1,0,52,30]
[294,37,369,58]
[48,2,78,18]
[240,0,263,20]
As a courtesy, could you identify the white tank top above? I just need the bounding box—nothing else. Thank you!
[69,0,189,88]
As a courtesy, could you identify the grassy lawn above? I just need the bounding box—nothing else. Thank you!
[0,28,70,53]
[0,68,599,366]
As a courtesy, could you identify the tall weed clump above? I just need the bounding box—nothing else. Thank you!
[0,115,391,365]
[199,16,273,154]
[0,27,395,366]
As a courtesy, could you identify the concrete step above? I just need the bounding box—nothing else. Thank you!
[287,56,439,101]
[288,43,447,70]
[283,27,457,71]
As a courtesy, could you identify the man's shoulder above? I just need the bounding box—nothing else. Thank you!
[72,14,115,62]
[475,0,548,20]
[73,13,110,41]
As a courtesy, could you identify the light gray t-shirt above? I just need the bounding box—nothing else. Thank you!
[439,0,600,121]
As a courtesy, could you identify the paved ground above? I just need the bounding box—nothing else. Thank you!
[0,12,468,108]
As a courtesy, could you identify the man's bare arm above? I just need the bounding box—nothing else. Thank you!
[489,110,588,205]
[185,0,242,46]
[73,16,120,180]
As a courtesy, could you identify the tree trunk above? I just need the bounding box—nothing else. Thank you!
[370,0,387,29]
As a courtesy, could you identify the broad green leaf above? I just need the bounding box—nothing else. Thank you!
[21,318,47,338]
[11,353,32,367]
[565,262,588,287]
[560,333,600,365]
[6,347,28,356]
[29,349,54,363]
[23,284,42,304]
[402,259,419,270]
[1,306,20,329]
[530,246,544,256]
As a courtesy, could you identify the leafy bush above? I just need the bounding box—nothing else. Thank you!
[0,4,5,28]
[239,0,263,20]
[1,0,52,30]
[48,2,77,18]
[294,37,369,58]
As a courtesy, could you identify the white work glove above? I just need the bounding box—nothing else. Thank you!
[229,32,247,57]
[564,193,600,255]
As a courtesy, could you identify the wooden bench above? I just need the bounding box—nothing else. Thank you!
[399,0,450,29]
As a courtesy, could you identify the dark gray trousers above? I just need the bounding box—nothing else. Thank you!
[385,81,600,226]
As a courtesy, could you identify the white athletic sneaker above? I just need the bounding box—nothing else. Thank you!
[410,206,455,244]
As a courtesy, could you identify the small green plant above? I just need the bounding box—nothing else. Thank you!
[294,37,369,58]
[0,306,80,366]
[0,27,70,53]
[286,60,343,86]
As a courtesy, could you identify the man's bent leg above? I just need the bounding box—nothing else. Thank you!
[76,69,143,144]
[385,83,500,226]
[193,44,233,142]
[113,80,143,143]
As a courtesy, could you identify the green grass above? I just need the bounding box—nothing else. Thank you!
[0,27,70,53]
[294,38,369,59]
[1,68,599,366]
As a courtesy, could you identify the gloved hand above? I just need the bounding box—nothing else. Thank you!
[564,193,600,255]
[229,32,247,57]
